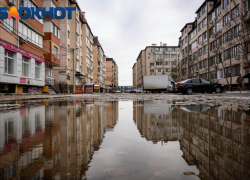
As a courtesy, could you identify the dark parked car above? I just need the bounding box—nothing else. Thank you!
[177,78,225,95]
[129,90,136,93]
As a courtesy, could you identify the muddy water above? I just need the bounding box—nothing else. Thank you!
[0,99,250,180]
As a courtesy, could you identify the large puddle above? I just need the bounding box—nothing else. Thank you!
[0,98,250,179]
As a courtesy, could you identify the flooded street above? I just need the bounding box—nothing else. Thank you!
[0,98,250,180]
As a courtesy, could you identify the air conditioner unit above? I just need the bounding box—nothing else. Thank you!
[0,85,9,91]
[19,36,27,44]
[235,56,240,60]
[201,42,204,45]
[8,0,16,6]
[210,21,213,24]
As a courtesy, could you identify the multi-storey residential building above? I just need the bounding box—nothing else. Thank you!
[134,43,179,88]
[0,0,45,93]
[179,0,250,89]
[54,0,94,94]
[132,62,137,89]
[43,0,61,93]
[106,58,118,90]
[93,36,106,92]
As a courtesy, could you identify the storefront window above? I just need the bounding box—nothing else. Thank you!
[35,62,40,79]
[22,57,29,77]
[4,50,14,74]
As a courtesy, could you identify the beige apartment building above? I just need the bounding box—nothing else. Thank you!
[178,0,250,89]
[106,58,118,90]
[93,37,107,92]
[132,63,137,89]
[134,43,179,89]
[54,0,94,93]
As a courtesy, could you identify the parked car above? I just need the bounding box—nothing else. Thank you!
[129,90,136,93]
[136,89,143,93]
[176,78,225,95]
[115,90,121,93]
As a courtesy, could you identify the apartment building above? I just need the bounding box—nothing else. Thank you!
[54,0,94,93]
[0,0,45,93]
[106,58,118,90]
[93,36,106,92]
[134,43,179,88]
[178,106,250,179]
[132,62,137,89]
[178,0,250,89]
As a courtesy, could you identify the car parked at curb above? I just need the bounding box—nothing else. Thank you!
[176,78,225,95]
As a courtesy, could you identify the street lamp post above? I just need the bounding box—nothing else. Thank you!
[72,47,79,94]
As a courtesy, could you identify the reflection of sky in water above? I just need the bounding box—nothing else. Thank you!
[86,101,198,180]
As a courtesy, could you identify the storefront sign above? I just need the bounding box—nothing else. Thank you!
[75,85,82,94]
[85,86,93,93]
[0,40,45,63]
[59,71,66,73]
[16,86,23,93]
[20,78,27,84]
[28,87,37,93]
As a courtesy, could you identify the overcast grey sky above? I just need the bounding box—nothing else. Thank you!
[78,0,203,86]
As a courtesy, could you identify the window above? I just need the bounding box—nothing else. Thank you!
[171,48,177,52]
[171,61,177,66]
[211,41,217,51]
[209,26,215,37]
[198,23,202,31]
[22,57,29,77]
[203,31,207,41]
[76,33,79,42]
[232,5,239,19]
[51,22,60,39]
[209,56,216,66]
[76,20,79,29]
[157,69,162,72]
[150,56,154,59]
[224,48,231,60]
[185,37,188,43]
[19,22,43,48]
[171,54,177,59]
[203,59,208,68]
[210,11,216,22]
[150,69,154,73]
[150,49,154,53]
[232,45,240,58]
[217,69,223,79]
[155,48,160,52]
[76,59,79,69]
[4,50,14,74]
[189,29,197,40]
[217,37,222,47]
[164,61,170,65]
[232,25,240,39]
[223,0,230,9]
[193,52,198,60]
[164,47,171,52]
[191,41,197,50]
[216,20,222,32]
[202,17,207,27]
[4,18,14,33]
[68,31,70,38]
[232,64,240,76]
[35,62,40,79]
[210,71,216,80]
[22,0,43,24]
[156,55,163,59]
[201,79,210,84]
[164,68,171,73]
[225,67,231,77]
[224,13,231,25]
[198,48,202,56]
[224,30,231,43]
[164,54,170,59]
[199,61,202,69]
[156,61,162,66]
[192,79,200,83]
[54,46,58,58]
[150,63,154,66]
[203,45,208,54]
[198,35,203,44]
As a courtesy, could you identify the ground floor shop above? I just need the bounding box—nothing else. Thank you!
[0,40,45,93]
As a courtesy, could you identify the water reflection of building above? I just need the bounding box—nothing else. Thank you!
[0,99,119,179]
[133,101,181,143]
[0,105,45,179]
[178,106,250,180]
